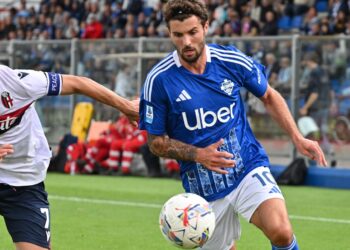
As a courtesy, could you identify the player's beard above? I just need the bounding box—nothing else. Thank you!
[179,40,205,64]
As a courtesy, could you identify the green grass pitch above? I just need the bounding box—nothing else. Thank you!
[0,173,349,250]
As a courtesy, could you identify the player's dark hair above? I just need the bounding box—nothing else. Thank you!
[163,0,209,27]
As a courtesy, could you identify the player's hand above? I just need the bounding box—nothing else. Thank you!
[125,98,139,127]
[0,144,14,161]
[294,137,327,166]
[196,139,235,174]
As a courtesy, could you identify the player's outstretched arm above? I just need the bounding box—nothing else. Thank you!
[260,85,327,166]
[148,134,235,174]
[60,75,139,125]
[0,144,14,161]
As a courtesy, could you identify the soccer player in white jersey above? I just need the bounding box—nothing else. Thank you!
[139,1,327,250]
[0,64,138,250]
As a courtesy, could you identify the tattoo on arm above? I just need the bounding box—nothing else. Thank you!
[148,134,197,162]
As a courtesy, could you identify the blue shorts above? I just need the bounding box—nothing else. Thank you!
[0,182,51,249]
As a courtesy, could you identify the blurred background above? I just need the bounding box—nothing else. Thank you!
[1,0,350,171]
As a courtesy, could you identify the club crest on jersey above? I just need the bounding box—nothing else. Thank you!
[1,91,14,109]
[220,79,234,95]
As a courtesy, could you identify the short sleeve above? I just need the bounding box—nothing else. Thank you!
[243,60,268,98]
[139,76,168,135]
[13,69,62,99]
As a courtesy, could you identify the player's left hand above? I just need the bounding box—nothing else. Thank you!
[196,139,236,174]
[0,144,14,161]
[294,137,327,166]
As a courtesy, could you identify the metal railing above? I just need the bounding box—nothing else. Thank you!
[1,35,349,165]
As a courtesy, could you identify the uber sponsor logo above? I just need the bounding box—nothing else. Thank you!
[182,102,235,131]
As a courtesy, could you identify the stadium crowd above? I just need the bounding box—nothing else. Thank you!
[0,0,350,41]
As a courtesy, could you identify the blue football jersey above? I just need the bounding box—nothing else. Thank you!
[140,44,270,201]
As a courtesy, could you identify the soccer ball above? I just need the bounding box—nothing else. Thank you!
[159,193,216,249]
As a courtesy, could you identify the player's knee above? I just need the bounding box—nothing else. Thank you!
[269,224,293,246]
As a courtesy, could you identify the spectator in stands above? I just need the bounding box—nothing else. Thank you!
[346,19,350,34]
[114,63,136,98]
[259,0,275,23]
[328,0,349,20]
[70,0,85,23]
[222,22,235,37]
[264,52,280,86]
[81,13,103,39]
[44,16,55,39]
[101,2,114,33]
[1,0,350,41]
[125,0,144,27]
[2,16,16,40]
[247,0,262,23]
[241,14,260,36]
[308,18,321,35]
[332,9,348,34]
[294,0,314,16]
[300,6,318,34]
[64,16,80,39]
[261,10,278,35]
[213,0,228,26]
[299,52,336,166]
[275,56,292,97]
[53,5,66,29]
[319,17,333,35]
[226,8,241,35]
[322,41,347,83]
[146,24,158,37]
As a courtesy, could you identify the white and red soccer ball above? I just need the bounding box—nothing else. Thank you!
[159,193,216,249]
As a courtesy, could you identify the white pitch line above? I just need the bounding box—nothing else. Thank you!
[289,215,350,224]
[50,195,160,209]
[49,195,350,225]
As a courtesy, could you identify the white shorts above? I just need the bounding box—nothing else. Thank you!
[200,166,284,250]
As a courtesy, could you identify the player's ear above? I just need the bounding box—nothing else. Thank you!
[203,21,209,35]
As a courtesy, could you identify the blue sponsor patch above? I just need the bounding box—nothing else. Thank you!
[145,105,154,124]
[47,72,62,96]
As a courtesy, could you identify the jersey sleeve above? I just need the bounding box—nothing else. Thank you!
[242,60,268,98]
[13,69,62,100]
[139,76,168,135]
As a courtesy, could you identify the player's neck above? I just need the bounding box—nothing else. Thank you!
[180,54,207,74]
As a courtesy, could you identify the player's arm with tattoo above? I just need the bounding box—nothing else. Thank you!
[148,134,235,174]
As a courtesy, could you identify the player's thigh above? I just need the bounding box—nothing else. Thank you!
[234,167,291,237]
[250,198,292,237]
[0,182,51,249]
[200,198,239,250]
[234,167,285,222]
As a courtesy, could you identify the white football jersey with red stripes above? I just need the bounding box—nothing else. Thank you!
[0,65,62,186]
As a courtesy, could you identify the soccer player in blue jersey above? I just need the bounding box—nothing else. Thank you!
[139,1,327,250]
